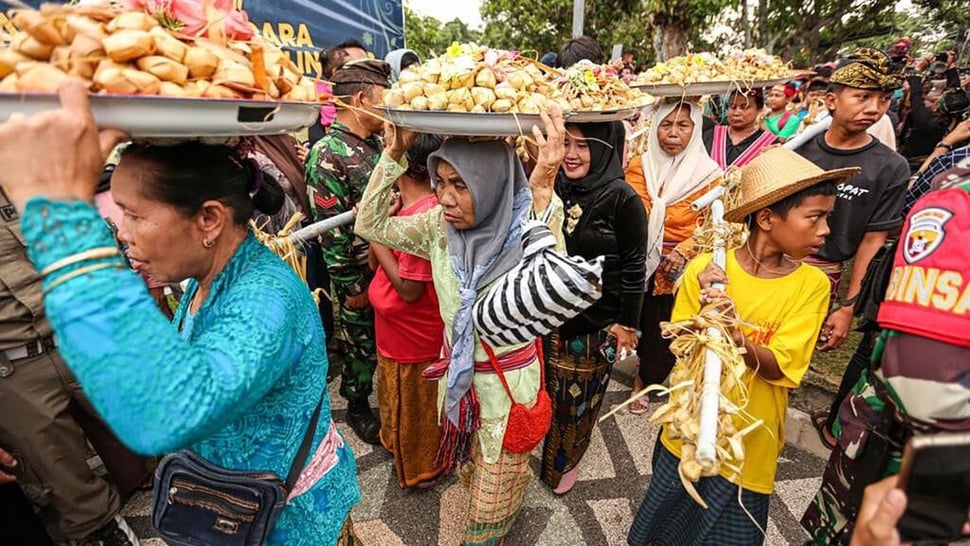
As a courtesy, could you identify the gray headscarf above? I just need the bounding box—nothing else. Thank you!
[427,139,531,431]
[385,48,420,83]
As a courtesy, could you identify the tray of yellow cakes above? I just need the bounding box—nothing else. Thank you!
[381,44,654,136]
[632,50,800,97]
[0,1,324,136]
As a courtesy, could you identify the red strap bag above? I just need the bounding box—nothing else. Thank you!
[481,340,553,454]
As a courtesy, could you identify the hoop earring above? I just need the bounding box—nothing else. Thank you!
[202,238,214,249]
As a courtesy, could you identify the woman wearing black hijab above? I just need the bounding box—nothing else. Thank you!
[541,122,647,494]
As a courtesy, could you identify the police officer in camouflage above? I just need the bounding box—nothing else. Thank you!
[305,59,390,444]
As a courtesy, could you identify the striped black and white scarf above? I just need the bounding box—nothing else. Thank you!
[474,220,604,347]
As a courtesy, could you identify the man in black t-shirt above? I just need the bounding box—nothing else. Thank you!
[797,125,909,265]
[793,48,910,447]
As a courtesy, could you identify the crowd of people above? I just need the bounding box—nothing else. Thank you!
[0,28,968,546]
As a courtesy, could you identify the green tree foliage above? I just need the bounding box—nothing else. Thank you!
[471,0,964,68]
[911,0,970,60]
[479,0,733,63]
[751,0,970,65]
[753,0,902,64]
[479,0,665,62]
[480,0,571,54]
[914,0,970,38]
[404,6,483,58]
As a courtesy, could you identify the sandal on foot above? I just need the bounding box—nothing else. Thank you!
[628,395,650,416]
[811,409,836,450]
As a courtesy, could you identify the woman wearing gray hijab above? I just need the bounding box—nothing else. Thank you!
[355,111,565,545]
[384,48,420,83]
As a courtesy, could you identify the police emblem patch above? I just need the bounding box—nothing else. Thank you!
[904,207,953,264]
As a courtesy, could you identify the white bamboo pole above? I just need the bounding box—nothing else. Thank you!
[690,172,743,212]
[691,185,725,212]
[784,116,831,151]
[695,199,726,468]
[287,210,355,247]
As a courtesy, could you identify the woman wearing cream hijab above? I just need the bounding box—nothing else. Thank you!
[624,101,723,413]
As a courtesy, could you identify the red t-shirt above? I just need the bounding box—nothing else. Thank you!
[369,194,444,363]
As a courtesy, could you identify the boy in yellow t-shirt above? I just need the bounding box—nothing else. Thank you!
[628,148,861,546]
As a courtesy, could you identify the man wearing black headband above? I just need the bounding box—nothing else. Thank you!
[793,48,910,452]
[797,50,912,541]
[305,59,391,445]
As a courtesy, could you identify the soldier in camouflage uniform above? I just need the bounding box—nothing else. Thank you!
[305,59,390,445]
[801,364,899,545]
[802,166,970,544]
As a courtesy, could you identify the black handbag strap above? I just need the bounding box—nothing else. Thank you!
[284,393,325,492]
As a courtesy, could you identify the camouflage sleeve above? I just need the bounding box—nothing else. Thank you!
[305,139,361,289]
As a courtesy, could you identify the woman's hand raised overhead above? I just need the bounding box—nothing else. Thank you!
[529,104,566,215]
[384,121,419,163]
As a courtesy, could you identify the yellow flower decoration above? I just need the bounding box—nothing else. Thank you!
[446,42,463,58]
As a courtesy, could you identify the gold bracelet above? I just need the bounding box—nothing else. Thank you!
[44,262,123,295]
[39,247,122,277]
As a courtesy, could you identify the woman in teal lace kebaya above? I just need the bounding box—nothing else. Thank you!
[0,84,360,546]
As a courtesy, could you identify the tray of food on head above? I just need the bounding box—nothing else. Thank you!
[0,1,325,136]
[551,60,655,115]
[632,77,796,97]
[631,50,799,97]
[380,44,653,135]
[382,106,653,136]
[0,93,320,137]
[381,108,543,136]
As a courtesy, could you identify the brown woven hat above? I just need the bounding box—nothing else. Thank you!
[724,148,861,223]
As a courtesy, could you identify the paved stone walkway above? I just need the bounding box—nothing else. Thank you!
[124,357,824,545]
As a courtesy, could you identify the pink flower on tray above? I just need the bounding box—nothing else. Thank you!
[126,0,253,41]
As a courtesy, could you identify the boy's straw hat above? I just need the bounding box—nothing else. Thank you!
[724,148,861,223]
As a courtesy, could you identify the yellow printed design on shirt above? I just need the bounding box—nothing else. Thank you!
[749,321,781,346]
